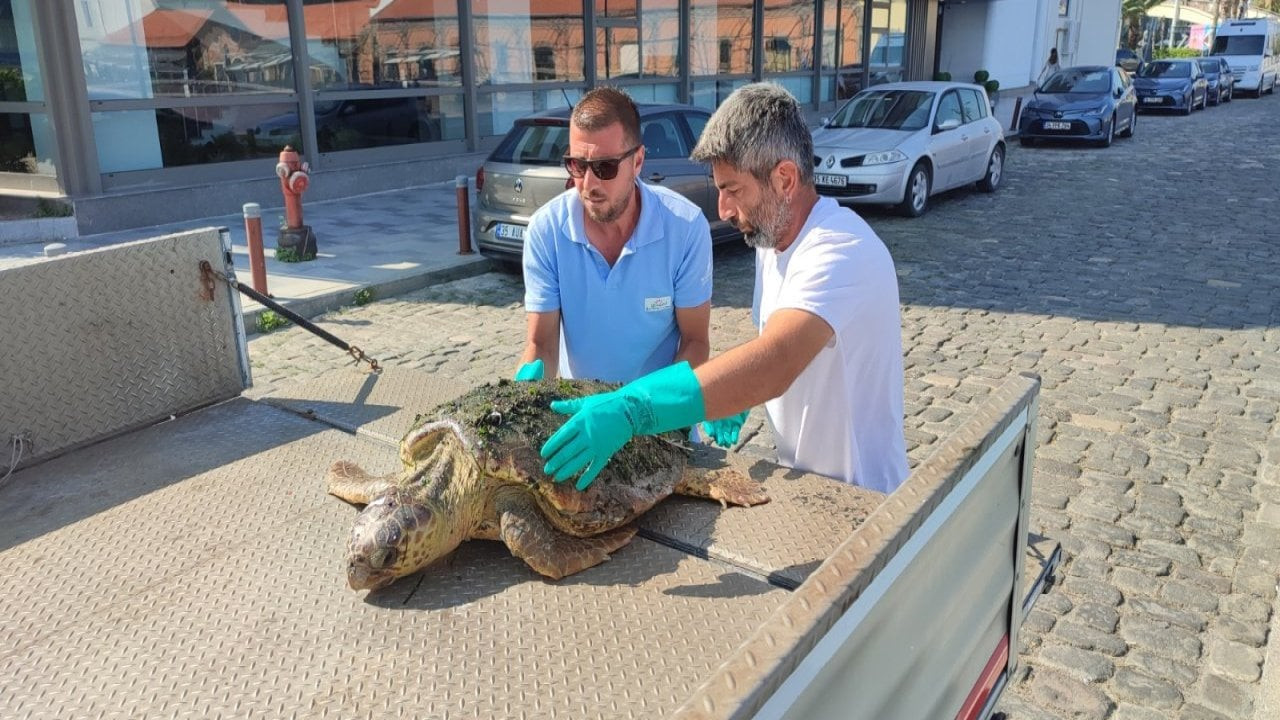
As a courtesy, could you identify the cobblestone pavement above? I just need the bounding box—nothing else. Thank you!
[247,95,1280,718]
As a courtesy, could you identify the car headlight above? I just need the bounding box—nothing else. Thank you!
[861,149,908,166]
[1085,105,1107,116]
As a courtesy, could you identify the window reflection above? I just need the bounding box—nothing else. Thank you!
[869,0,906,84]
[306,95,465,152]
[822,0,864,100]
[78,1,294,99]
[690,0,753,77]
[94,103,297,172]
[476,88,581,137]
[473,1,585,84]
[307,0,462,91]
[762,1,814,74]
[2,0,42,102]
[0,112,56,175]
[596,0,679,80]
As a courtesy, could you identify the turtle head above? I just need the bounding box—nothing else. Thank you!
[345,488,447,590]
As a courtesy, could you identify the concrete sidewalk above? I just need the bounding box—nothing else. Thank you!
[0,180,493,333]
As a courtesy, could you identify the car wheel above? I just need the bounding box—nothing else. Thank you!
[977,146,1003,192]
[897,162,930,218]
[1120,109,1136,138]
[1098,115,1114,147]
[1181,94,1193,115]
[1224,86,1232,103]
[1200,91,1208,110]
[1211,88,1220,106]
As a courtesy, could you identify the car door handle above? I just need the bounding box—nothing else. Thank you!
[648,172,665,182]
[961,135,969,142]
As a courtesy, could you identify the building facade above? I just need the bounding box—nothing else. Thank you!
[1,0,941,233]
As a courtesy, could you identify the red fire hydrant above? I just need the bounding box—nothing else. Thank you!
[275,145,317,260]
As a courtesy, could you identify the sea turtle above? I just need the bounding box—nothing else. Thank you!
[328,378,769,590]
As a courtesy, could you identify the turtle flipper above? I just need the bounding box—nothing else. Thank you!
[676,466,770,509]
[495,488,637,580]
[327,460,396,505]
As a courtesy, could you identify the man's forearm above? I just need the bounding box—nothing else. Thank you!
[674,338,710,368]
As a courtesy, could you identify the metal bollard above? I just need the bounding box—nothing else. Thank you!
[1010,96,1023,133]
[243,202,268,295]
[455,175,473,255]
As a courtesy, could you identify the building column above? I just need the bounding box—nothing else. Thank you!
[32,0,100,197]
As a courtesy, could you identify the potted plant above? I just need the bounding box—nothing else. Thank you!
[973,69,990,84]
[984,78,1000,109]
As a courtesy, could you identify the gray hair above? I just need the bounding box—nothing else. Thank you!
[690,82,814,184]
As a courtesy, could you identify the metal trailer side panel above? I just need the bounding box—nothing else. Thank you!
[0,228,247,472]
[674,374,1041,720]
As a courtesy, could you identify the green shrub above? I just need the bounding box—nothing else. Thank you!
[256,310,289,333]
[353,287,374,306]
[973,69,990,83]
[985,79,1000,93]
[33,198,73,218]
[1152,47,1202,59]
[274,246,315,263]
[933,71,952,81]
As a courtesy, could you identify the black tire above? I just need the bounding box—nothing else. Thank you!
[897,162,931,218]
[1211,88,1220,106]
[1224,86,1232,103]
[1181,93,1193,115]
[1200,91,1208,110]
[1119,108,1136,138]
[1098,115,1114,147]
[976,145,1003,192]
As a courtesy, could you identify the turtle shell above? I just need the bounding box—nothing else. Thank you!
[421,378,691,536]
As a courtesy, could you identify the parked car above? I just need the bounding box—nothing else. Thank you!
[1197,56,1235,105]
[472,104,740,266]
[1131,59,1208,114]
[1115,48,1142,73]
[811,81,1005,217]
[1018,65,1137,147]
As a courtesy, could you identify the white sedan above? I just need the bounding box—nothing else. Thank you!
[811,81,1005,217]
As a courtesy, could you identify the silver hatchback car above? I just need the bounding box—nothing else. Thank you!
[811,81,1006,217]
[472,104,741,266]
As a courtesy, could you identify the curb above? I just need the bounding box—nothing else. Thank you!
[243,256,494,336]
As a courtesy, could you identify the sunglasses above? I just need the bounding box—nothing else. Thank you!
[562,145,641,180]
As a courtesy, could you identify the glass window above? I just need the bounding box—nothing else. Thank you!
[691,78,748,109]
[821,0,863,72]
[690,0,753,76]
[596,0,679,80]
[2,0,42,102]
[310,94,464,152]
[0,112,55,176]
[310,0,462,91]
[934,91,962,127]
[639,115,688,159]
[762,1,814,74]
[93,102,298,173]
[772,75,813,104]
[473,1,584,84]
[78,1,295,99]
[868,0,906,84]
[958,88,985,123]
[476,88,580,138]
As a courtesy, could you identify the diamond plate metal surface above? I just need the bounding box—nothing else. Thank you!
[0,398,787,719]
[253,366,468,445]
[0,229,245,471]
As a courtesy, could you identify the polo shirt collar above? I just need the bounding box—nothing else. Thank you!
[564,180,666,252]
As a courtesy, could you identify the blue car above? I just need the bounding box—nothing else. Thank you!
[1018,66,1138,147]
[1132,59,1208,114]
[1197,56,1235,105]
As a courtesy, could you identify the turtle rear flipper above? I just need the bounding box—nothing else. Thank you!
[327,460,396,505]
[495,488,637,580]
[676,466,769,508]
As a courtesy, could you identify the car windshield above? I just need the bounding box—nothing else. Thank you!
[1196,59,1220,73]
[489,121,570,166]
[827,90,934,131]
[1211,35,1264,55]
[1137,61,1190,78]
[1040,69,1111,93]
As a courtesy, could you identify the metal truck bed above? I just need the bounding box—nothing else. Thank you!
[0,231,1053,719]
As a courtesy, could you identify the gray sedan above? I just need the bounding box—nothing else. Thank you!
[812,81,1006,217]
[472,104,739,266]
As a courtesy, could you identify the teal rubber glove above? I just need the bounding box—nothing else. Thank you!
[514,359,544,381]
[701,410,749,448]
[540,362,707,490]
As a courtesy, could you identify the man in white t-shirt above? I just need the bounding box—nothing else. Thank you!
[537,82,909,494]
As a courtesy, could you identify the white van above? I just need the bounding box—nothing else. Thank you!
[1211,18,1280,96]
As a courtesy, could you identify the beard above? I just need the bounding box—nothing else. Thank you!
[582,188,631,224]
[740,187,792,250]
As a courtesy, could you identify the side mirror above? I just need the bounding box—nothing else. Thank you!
[820,116,830,126]
[935,117,962,132]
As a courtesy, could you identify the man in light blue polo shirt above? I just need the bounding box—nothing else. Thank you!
[516,87,714,384]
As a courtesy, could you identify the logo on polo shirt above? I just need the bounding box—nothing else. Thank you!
[644,296,672,312]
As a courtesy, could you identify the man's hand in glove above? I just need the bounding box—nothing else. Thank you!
[514,359,544,381]
[701,410,749,448]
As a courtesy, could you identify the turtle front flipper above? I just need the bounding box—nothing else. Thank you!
[676,466,770,508]
[327,460,396,505]
[494,487,637,580]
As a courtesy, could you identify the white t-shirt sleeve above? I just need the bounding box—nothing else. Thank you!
[522,212,561,313]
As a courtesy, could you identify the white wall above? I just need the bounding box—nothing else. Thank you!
[937,2,988,81]
[1074,0,1123,67]
[984,0,1042,88]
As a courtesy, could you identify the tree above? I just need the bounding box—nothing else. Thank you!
[1121,0,1165,49]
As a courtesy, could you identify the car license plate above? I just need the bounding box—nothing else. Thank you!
[1043,121,1071,130]
[494,223,525,241]
[1143,97,1163,104]
[815,173,847,187]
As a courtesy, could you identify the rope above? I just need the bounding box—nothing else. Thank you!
[1,433,30,488]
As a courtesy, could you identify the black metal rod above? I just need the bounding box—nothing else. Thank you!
[234,279,352,352]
